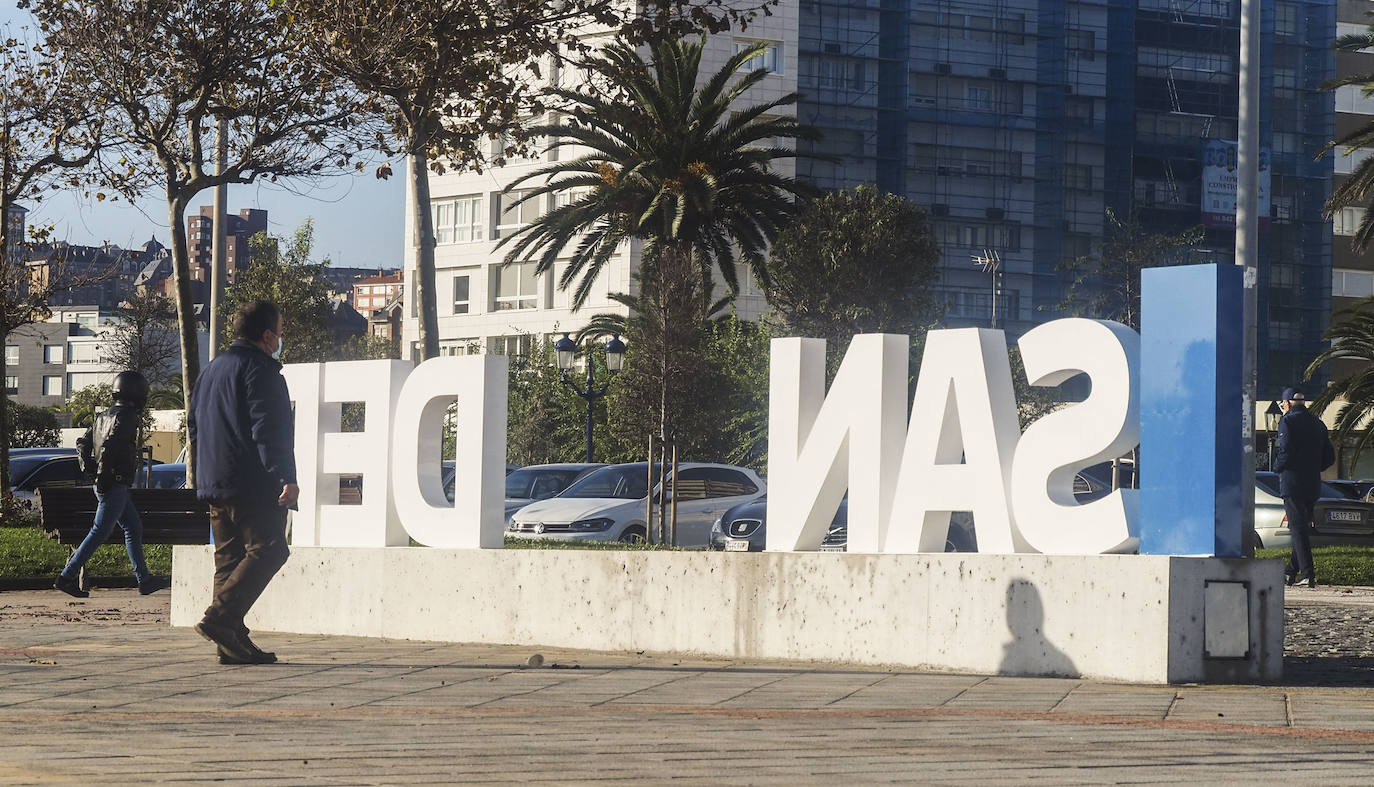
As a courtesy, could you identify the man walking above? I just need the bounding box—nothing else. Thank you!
[54,371,171,598]
[189,301,298,664]
[1273,386,1336,589]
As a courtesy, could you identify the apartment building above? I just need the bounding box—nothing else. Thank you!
[1329,0,1374,383]
[186,206,268,285]
[400,0,1334,396]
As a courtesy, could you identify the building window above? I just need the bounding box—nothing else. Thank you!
[432,195,483,244]
[4,376,16,395]
[1275,2,1297,36]
[4,346,16,366]
[494,262,539,311]
[1065,163,1093,191]
[43,345,62,364]
[1066,29,1095,60]
[453,273,471,315]
[68,343,101,365]
[1335,207,1366,237]
[42,375,62,396]
[1335,148,1374,175]
[733,39,783,74]
[487,334,533,359]
[495,189,543,239]
[965,86,993,112]
[440,339,481,356]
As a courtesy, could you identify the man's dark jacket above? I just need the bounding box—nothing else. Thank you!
[188,339,296,502]
[1272,405,1336,500]
[77,404,140,490]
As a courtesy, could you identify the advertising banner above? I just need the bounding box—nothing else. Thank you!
[1201,139,1269,229]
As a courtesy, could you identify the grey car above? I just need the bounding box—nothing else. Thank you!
[1254,471,1374,550]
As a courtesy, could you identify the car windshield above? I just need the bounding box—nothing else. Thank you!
[505,468,585,500]
[7,455,52,485]
[558,464,660,499]
[147,466,186,489]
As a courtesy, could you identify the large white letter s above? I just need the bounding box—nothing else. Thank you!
[1010,319,1139,554]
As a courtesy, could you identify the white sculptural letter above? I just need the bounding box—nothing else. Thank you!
[316,360,412,547]
[281,362,338,547]
[392,355,508,549]
[766,335,908,551]
[1010,319,1140,554]
[885,329,1022,553]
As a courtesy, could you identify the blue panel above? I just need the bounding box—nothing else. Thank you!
[1139,264,1244,556]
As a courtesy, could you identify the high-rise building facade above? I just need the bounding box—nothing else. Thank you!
[401,0,1334,398]
[1329,0,1374,384]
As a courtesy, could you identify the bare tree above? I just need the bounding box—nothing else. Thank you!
[31,0,373,483]
[0,26,109,494]
[286,0,776,360]
[103,288,180,386]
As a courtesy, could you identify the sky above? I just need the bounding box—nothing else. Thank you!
[2,4,407,269]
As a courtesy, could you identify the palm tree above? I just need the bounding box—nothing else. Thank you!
[1305,299,1374,473]
[499,36,815,305]
[1322,21,1374,250]
[497,35,816,449]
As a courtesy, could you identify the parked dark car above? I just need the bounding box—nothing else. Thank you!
[8,455,86,501]
[144,463,187,489]
[709,495,977,553]
[1326,479,1374,501]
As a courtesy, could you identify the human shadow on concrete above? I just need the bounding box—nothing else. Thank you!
[998,578,1079,678]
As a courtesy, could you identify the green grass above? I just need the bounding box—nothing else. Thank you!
[0,524,172,579]
[1256,546,1374,586]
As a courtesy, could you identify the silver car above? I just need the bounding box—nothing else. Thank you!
[1254,471,1374,550]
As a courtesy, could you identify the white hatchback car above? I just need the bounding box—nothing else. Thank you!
[508,462,765,547]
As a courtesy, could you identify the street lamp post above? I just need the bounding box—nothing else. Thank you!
[1265,400,1282,471]
[553,333,626,463]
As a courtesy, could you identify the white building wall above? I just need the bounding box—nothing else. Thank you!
[401,9,800,359]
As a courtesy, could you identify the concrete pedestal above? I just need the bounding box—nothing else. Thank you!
[172,547,1283,684]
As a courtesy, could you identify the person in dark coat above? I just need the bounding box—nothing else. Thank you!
[188,300,298,664]
[1272,386,1336,588]
[54,371,171,598]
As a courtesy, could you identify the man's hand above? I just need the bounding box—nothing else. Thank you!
[279,483,300,508]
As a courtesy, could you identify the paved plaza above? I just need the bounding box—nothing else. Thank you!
[2,588,1374,784]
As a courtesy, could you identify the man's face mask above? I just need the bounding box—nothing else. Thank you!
[272,334,284,361]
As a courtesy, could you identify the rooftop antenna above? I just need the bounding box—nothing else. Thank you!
[971,249,1003,329]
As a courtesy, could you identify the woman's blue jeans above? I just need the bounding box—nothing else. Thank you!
[60,483,150,584]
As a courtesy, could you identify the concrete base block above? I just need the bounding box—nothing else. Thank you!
[172,547,1284,684]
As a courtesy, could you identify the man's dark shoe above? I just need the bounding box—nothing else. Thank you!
[54,574,89,599]
[218,645,276,665]
[1285,569,1297,587]
[195,619,255,662]
[239,632,277,663]
[138,576,171,595]
[1304,576,1318,589]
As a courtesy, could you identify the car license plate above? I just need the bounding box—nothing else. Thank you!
[1328,510,1362,523]
[817,544,845,553]
[726,539,751,552]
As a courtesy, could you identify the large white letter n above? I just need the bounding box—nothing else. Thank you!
[766,334,908,552]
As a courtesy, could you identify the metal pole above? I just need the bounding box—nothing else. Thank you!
[208,117,228,360]
[1237,0,1259,557]
[645,434,655,545]
[583,340,594,463]
[669,443,678,547]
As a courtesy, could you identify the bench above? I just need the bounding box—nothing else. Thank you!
[37,487,211,587]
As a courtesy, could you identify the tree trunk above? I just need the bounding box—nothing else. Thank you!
[408,148,440,360]
[167,194,201,486]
